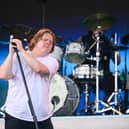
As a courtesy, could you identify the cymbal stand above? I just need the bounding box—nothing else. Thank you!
[106,50,120,109]
[94,32,122,115]
[84,82,90,112]
[107,33,121,109]
[94,31,101,113]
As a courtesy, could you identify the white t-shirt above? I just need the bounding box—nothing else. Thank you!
[5,53,59,121]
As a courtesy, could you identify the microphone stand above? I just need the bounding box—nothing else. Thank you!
[41,0,47,27]
[11,36,39,129]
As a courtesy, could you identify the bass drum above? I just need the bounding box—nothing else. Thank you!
[49,73,80,116]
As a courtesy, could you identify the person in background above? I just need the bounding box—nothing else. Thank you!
[0,28,59,129]
[79,28,121,103]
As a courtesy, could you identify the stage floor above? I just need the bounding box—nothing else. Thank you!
[0,114,129,129]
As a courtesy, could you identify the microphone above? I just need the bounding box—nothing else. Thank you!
[10,35,17,51]
[11,42,18,52]
[11,42,17,46]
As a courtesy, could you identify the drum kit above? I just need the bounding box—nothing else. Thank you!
[51,13,129,115]
[0,14,129,116]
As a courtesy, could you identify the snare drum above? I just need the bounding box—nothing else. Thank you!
[73,64,103,79]
[73,64,96,79]
[65,42,85,64]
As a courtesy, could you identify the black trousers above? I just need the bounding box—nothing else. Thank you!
[5,113,54,129]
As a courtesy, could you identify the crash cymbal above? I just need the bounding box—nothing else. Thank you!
[1,24,36,41]
[121,33,129,45]
[82,13,116,31]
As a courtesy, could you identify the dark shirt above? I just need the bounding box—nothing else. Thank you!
[81,32,114,74]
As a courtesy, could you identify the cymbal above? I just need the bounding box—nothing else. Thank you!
[82,13,116,31]
[121,33,129,45]
[1,24,36,41]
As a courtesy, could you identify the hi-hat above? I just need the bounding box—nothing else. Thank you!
[82,13,116,31]
[1,24,36,41]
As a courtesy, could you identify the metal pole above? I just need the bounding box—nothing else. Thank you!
[10,35,39,129]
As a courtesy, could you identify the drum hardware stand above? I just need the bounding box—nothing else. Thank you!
[88,41,96,53]
[107,51,119,106]
[125,74,129,113]
[10,35,39,129]
[84,52,95,113]
[84,82,90,112]
[107,32,122,112]
[123,45,128,113]
[94,31,122,115]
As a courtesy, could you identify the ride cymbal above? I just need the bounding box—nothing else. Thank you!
[82,13,116,31]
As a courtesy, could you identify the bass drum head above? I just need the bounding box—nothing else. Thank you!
[49,73,80,116]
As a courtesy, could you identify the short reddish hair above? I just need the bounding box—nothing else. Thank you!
[28,28,56,53]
